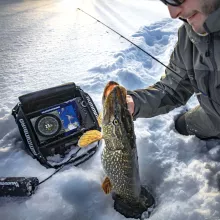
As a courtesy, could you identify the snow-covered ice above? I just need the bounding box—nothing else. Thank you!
[0,0,220,219]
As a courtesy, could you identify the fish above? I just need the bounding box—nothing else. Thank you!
[101,81,155,218]
[78,81,155,218]
[101,81,141,199]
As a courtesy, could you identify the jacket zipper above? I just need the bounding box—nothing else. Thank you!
[205,34,220,116]
[206,34,217,70]
[205,34,211,57]
[204,34,212,98]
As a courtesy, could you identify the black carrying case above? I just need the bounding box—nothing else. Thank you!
[12,82,101,168]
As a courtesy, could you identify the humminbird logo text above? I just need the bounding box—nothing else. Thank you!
[19,119,37,156]
[0,182,19,187]
[86,96,98,118]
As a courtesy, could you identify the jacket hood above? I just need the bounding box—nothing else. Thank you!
[204,7,220,33]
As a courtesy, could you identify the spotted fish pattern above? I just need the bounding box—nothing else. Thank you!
[101,81,141,202]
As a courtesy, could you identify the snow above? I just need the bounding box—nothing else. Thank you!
[0,0,220,219]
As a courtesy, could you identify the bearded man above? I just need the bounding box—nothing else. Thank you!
[127,0,220,139]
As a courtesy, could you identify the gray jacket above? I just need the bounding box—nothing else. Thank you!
[129,7,220,130]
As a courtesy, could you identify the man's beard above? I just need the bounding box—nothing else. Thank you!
[201,0,220,15]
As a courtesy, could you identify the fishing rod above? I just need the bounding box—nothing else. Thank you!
[77,8,220,108]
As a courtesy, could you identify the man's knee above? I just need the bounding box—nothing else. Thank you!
[175,113,190,136]
[174,108,220,140]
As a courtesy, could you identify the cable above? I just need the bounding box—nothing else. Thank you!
[37,143,99,186]
[37,148,81,186]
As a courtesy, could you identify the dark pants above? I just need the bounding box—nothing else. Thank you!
[175,106,220,139]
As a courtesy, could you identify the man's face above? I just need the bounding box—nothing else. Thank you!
[167,0,220,34]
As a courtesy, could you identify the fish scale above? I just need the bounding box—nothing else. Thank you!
[101,147,140,201]
[101,82,155,218]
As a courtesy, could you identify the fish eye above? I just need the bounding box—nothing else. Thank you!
[113,119,118,125]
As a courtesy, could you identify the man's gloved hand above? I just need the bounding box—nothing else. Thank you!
[126,95,134,116]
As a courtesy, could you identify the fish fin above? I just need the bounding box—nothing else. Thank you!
[102,177,112,194]
[78,130,102,147]
[102,81,119,104]
[97,112,103,127]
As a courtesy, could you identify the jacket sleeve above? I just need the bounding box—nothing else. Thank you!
[128,27,194,120]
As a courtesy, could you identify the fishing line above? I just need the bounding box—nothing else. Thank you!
[77,8,220,108]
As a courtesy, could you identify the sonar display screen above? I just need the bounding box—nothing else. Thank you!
[57,102,80,132]
[41,99,81,134]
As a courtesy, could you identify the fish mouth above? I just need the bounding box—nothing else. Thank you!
[102,81,127,124]
[102,81,135,150]
[102,81,120,104]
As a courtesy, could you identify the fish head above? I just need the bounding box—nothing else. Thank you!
[102,81,135,150]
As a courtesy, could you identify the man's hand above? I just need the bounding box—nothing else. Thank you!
[126,95,134,116]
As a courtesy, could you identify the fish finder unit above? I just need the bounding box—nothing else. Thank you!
[12,82,101,168]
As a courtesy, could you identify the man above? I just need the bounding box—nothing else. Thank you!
[127,0,220,140]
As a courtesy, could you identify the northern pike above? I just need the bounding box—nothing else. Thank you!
[78,81,155,218]
[101,81,141,199]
